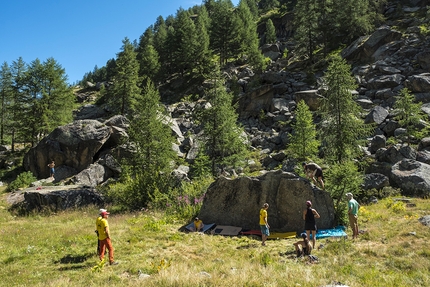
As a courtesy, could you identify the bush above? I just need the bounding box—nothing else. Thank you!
[7,171,37,192]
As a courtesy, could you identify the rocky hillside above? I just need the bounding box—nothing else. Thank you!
[14,0,430,212]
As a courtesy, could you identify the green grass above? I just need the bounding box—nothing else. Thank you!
[1,188,430,287]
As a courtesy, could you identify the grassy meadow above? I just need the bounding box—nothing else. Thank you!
[1,188,430,287]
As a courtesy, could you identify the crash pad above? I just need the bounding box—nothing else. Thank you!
[303,226,347,239]
[212,225,242,236]
[268,231,296,239]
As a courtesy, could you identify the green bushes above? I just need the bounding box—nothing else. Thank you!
[7,171,37,192]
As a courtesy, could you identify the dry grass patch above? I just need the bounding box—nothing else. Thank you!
[0,192,429,286]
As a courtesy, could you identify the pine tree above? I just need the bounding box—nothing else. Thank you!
[288,100,319,160]
[319,55,372,163]
[137,27,160,84]
[210,0,239,65]
[294,0,319,63]
[10,57,27,151]
[236,0,265,70]
[394,88,426,145]
[0,62,13,145]
[108,37,141,115]
[193,6,213,76]
[198,69,248,176]
[38,58,75,136]
[121,81,176,209]
[265,18,277,44]
[172,9,198,77]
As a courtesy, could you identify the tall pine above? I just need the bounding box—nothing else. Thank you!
[319,55,371,163]
[198,68,248,176]
[108,38,141,115]
[288,100,319,160]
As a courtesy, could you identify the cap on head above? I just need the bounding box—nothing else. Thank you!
[346,193,353,199]
[263,203,269,208]
[301,233,307,239]
[306,201,312,206]
[99,208,107,214]
[101,211,110,216]
[302,162,307,166]
[194,217,199,221]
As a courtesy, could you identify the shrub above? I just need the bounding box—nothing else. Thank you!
[7,171,37,192]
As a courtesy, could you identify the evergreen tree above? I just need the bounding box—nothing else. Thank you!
[393,88,426,145]
[288,100,319,160]
[172,9,198,77]
[236,0,265,70]
[38,58,75,136]
[259,0,280,12]
[244,0,259,20]
[198,69,248,176]
[294,0,319,63]
[325,161,363,224]
[120,81,176,209]
[137,27,160,84]
[108,37,141,115]
[10,57,27,151]
[0,62,13,145]
[193,6,213,76]
[210,0,239,65]
[319,55,371,163]
[330,0,374,43]
[265,18,277,44]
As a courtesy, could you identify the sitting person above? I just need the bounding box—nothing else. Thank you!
[192,217,204,232]
[293,233,313,257]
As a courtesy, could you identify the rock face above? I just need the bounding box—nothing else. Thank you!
[23,119,112,179]
[8,185,104,213]
[198,170,335,232]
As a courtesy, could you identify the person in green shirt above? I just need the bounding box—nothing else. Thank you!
[346,193,360,239]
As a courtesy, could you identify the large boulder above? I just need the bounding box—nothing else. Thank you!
[390,159,430,198]
[198,170,335,232]
[8,185,104,213]
[23,119,114,179]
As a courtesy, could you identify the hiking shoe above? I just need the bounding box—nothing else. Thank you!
[110,261,119,265]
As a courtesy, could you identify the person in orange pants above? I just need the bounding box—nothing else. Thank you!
[96,210,117,265]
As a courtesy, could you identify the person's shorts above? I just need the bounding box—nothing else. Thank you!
[305,223,317,231]
[349,213,358,227]
[315,168,323,178]
[260,225,270,236]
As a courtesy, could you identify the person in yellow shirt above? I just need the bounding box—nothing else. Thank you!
[259,203,270,246]
[192,217,204,232]
[96,210,117,265]
[95,209,106,254]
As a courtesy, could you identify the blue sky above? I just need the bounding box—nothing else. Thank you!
[1,0,239,85]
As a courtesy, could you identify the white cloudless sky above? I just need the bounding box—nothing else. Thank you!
[1,0,239,85]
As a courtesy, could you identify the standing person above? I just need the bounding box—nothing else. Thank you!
[346,193,360,239]
[303,162,325,189]
[96,210,118,265]
[259,203,270,246]
[48,160,55,180]
[293,233,313,257]
[303,200,320,249]
[95,209,107,254]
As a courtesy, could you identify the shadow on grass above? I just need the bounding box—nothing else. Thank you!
[58,264,90,271]
[55,252,94,264]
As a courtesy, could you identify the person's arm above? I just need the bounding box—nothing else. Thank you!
[303,209,306,220]
[264,215,269,228]
[105,226,110,238]
[313,209,320,219]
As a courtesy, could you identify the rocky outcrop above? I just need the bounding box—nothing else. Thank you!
[8,185,104,213]
[391,159,430,198]
[198,170,335,232]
